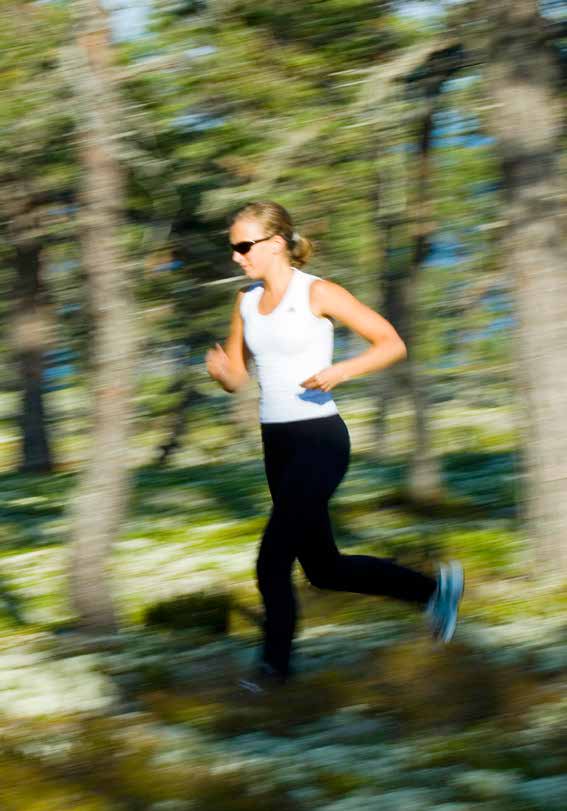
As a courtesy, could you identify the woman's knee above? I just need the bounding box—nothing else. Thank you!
[256,552,293,595]
[302,557,341,590]
[255,554,272,592]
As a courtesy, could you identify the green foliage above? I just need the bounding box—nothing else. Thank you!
[211,670,351,736]
[443,449,520,512]
[467,583,567,625]
[0,3,565,806]
[190,771,301,811]
[0,752,114,810]
[441,526,522,575]
[144,590,232,633]
[358,646,482,728]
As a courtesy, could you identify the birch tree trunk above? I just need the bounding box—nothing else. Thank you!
[67,0,136,631]
[485,0,567,576]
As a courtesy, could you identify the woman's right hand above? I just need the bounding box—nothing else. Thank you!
[206,343,232,387]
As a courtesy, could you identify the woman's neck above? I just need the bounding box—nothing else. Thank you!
[262,260,294,295]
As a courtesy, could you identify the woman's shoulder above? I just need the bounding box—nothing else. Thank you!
[239,281,264,295]
[293,270,335,319]
[237,282,263,318]
[298,269,332,295]
[294,267,326,293]
[305,276,351,319]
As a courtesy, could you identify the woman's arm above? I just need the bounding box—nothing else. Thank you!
[206,291,251,393]
[300,280,407,392]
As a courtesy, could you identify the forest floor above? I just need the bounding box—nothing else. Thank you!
[0,384,565,810]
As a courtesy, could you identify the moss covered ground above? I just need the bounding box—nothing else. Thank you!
[0,384,565,810]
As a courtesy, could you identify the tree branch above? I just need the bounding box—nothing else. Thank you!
[541,20,567,42]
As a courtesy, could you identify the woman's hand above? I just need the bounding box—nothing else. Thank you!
[307,280,407,382]
[206,343,233,387]
[300,363,348,393]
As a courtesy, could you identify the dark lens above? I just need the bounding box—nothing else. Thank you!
[231,241,253,255]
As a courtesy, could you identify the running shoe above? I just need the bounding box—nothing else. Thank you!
[426,560,464,643]
[238,661,289,695]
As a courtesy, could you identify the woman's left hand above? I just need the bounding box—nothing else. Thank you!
[300,364,348,393]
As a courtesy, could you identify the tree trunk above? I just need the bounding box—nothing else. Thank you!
[375,102,443,501]
[484,0,567,576]
[156,377,206,465]
[373,48,465,494]
[68,0,136,632]
[373,219,405,457]
[11,241,54,473]
[406,98,444,503]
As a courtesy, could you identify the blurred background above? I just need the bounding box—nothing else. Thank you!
[0,0,565,809]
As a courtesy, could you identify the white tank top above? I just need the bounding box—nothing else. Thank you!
[240,267,339,424]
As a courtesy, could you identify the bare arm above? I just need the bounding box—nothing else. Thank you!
[205,291,251,393]
[301,280,407,391]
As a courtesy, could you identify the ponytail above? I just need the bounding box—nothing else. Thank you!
[288,231,313,267]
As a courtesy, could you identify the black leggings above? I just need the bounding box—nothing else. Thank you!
[257,413,436,677]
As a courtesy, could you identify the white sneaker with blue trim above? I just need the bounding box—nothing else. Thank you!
[426,560,464,643]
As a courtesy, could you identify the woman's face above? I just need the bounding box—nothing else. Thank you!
[229,217,280,278]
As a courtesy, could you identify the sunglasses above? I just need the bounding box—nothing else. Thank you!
[230,235,272,255]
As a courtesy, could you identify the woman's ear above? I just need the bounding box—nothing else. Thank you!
[272,235,287,253]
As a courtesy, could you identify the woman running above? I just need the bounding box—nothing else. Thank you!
[206,201,463,691]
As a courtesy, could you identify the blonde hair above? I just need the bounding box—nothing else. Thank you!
[229,200,313,267]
